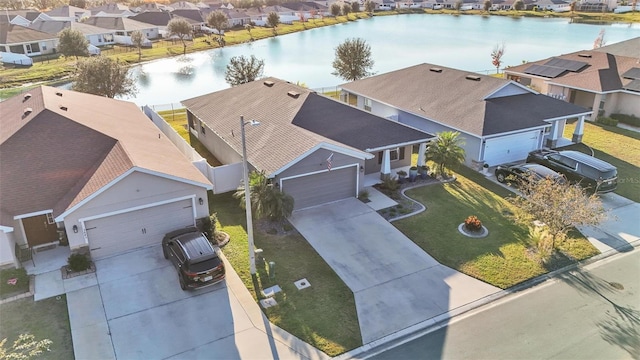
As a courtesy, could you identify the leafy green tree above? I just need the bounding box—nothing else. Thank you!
[0,334,52,360]
[266,11,279,35]
[491,42,505,74]
[351,1,360,13]
[330,3,341,16]
[425,131,465,177]
[206,10,229,45]
[513,0,524,10]
[224,55,265,86]
[234,170,294,221]
[509,174,606,249]
[130,30,146,62]
[58,28,89,60]
[245,23,254,41]
[167,18,192,55]
[331,37,374,81]
[72,56,137,98]
[365,0,376,14]
[342,3,351,16]
[483,0,492,12]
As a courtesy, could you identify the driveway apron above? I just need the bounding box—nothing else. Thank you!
[289,198,500,344]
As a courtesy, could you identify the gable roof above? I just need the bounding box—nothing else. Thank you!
[594,37,640,58]
[182,78,432,175]
[170,9,205,22]
[130,11,174,26]
[89,2,131,14]
[0,87,211,227]
[341,63,590,136]
[0,10,46,23]
[506,50,640,93]
[45,5,90,18]
[84,16,157,31]
[29,20,115,36]
[0,24,57,44]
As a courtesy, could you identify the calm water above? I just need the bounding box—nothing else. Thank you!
[120,14,639,105]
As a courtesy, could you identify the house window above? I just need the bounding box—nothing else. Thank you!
[25,43,39,53]
[364,98,372,112]
[377,147,405,164]
[41,43,47,51]
[46,213,54,224]
[200,121,206,134]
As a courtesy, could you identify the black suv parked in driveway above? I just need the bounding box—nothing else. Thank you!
[526,149,617,193]
[162,227,225,290]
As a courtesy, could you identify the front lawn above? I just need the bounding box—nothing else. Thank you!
[394,166,599,289]
[0,268,29,300]
[0,296,74,360]
[210,193,361,356]
[563,122,640,202]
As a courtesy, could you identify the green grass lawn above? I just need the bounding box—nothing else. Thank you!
[0,268,29,300]
[0,296,74,359]
[210,192,361,356]
[394,166,599,289]
[563,122,640,202]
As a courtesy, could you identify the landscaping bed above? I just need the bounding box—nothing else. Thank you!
[210,192,361,356]
[0,268,30,300]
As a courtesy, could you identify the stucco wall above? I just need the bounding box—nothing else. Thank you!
[607,92,640,117]
[62,171,209,251]
[573,90,596,111]
[188,111,243,165]
[0,231,18,268]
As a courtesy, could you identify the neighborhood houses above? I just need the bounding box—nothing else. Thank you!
[0,5,638,360]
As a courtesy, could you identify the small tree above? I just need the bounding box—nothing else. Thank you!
[130,30,146,62]
[425,131,465,177]
[365,0,376,14]
[233,170,294,222]
[331,3,341,16]
[267,11,280,35]
[224,55,265,86]
[331,37,374,81]
[483,0,492,12]
[513,0,524,10]
[58,28,89,60]
[569,0,576,13]
[245,23,254,41]
[0,334,52,360]
[491,42,505,74]
[206,10,229,45]
[167,18,192,55]
[454,0,463,11]
[342,3,352,16]
[351,1,360,13]
[72,56,137,98]
[593,29,606,49]
[509,175,607,249]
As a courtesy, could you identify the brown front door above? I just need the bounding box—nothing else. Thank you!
[22,214,59,247]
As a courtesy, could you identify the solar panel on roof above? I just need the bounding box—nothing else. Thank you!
[624,79,640,92]
[622,67,640,80]
[544,58,588,72]
[524,64,566,78]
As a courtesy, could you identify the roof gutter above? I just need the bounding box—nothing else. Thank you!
[366,138,433,152]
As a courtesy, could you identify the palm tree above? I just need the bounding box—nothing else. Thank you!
[425,131,466,177]
[233,170,294,221]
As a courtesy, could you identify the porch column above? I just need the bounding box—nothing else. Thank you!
[380,149,391,180]
[572,115,585,143]
[417,142,427,167]
[545,121,561,148]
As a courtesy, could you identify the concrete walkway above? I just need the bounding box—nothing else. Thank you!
[289,199,500,344]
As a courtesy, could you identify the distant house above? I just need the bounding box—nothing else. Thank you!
[130,11,174,31]
[30,20,116,47]
[169,1,201,10]
[0,24,58,57]
[340,63,592,167]
[505,49,640,119]
[0,10,53,26]
[45,5,92,22]
[89,2,135,17]
[84,16,160,39]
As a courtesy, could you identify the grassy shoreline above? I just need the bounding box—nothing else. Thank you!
[1,9,638,95]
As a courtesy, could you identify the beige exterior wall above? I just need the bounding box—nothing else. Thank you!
[0,231,18,268]
[606,92,640,117]
[62,171,209,251]
[188,111,243,165]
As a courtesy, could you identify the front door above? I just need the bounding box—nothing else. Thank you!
[22,214,59,247]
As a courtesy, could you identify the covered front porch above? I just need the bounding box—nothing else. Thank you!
[544,114,589,148]
[363,142,430,186]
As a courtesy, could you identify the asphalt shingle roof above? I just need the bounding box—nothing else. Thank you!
[0,24,56,44]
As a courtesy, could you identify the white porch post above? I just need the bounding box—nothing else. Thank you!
[572,115,585,143]
[380,149,391,180]
[417,143,427,167]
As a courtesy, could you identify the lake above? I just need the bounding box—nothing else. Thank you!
[118,14,640,106]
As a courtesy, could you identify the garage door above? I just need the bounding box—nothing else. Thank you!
[483,130,541,166]
[282,166,357,210]
[85,199,194,259]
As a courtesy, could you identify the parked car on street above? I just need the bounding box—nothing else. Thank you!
[495,163,565,186]
[162,227,225,290]
[526,149,617,193]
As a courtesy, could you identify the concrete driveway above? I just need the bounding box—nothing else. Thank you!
[289,199,500,344]
[66,245,327,360]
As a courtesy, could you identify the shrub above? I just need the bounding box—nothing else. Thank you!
[610,113,640,127]
[199,213,218,241]
[381,176,399,191]
[358,189,370,201]
[67,253,90,272]
[595,116,618,127]
[464,215,482,232]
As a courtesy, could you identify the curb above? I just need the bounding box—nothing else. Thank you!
[335,238,640,359]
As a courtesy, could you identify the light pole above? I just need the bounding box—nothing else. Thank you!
[240,115,260,275]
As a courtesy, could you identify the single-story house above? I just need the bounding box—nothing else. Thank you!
[0,10,52,26]
[340,63,592,168]
[30,20,117,47]
[0,86,212,269]
[182,78,434,210]
[0,23,58,57]
[84,16,161,39]
[89,2,135,17]
[45,5,92,22]
[505,49,640,119]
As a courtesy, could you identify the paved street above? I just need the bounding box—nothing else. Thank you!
[369,250,640,360]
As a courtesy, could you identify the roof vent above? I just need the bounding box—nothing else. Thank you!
[577,53,592,58]
[23,93,32,101]
[429,67,443,73]
[263,80,274,87]
[23,107,33,116]
[465,75,481,81]
[59,105,68,111]
[287,91,300,99]
[55,91,63,97]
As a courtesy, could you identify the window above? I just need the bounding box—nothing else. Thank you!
[41,43,47,51]
[46,213,54,224]
[364,98,372,112]
[200,121,206,134]
[390,148,400,161]
[377,147,405,164]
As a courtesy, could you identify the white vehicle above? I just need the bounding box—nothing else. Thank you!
[0,52,33,66]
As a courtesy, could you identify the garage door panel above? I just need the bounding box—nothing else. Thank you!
[283,166,357,210]
[86,200,194,259]
[484,131,540,166]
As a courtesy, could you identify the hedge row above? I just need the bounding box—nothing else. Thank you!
[596,116,619,126]
[610,113,640,127]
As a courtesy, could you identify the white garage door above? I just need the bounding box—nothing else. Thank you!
[282,166,358,210]
[85,199,194,259]
[483,130,541,166]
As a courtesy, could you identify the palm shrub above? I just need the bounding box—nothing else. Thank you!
[426,131,466,177]
[233,170,294,222]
